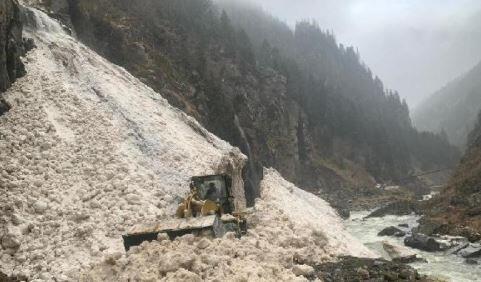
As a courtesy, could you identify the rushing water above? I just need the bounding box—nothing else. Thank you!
[345,211,481,282]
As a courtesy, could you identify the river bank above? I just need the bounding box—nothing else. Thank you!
[345,211,481,281]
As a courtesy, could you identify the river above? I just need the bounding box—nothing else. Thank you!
[345,211,481,281]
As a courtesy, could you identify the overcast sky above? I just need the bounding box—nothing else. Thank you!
[243,0,481,108]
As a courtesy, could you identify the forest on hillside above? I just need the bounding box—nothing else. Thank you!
[66,0,459,205]
[414,61,481,149]
[216,0,460,176]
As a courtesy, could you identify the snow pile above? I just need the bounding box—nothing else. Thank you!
[1,6,373,281]
[80,169,374,281]
[0,7,245,280]
[260,169,375,259]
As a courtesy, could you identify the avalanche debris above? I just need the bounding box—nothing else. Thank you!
[1,5,374,281]
[0,6,245,280]
[80,170,374,281]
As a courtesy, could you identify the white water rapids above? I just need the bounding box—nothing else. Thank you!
[346,211,481,282]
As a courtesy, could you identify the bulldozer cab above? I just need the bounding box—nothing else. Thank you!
[191,174,234,214]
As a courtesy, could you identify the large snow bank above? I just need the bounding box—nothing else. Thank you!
[0,7,245,280]
[1,6,374,281]
[260,169,375,259]
[80,169,374,281]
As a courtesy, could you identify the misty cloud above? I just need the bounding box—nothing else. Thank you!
[237,0,481,107]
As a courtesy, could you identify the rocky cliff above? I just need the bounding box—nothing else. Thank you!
[0,0,25,114]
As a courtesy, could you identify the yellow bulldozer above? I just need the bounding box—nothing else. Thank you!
[122,174,248,250]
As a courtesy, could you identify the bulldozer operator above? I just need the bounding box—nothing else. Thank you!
[122,174,248,250]
[176,181,220,218]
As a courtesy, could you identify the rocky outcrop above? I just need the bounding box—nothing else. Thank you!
[0,0,25,99]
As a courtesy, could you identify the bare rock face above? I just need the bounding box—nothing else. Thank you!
[0,0,25,95]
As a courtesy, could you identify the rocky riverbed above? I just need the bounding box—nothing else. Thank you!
[314,256,434,281]
[346,211,481,281]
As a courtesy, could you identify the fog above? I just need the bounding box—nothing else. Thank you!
[240,0,481,108]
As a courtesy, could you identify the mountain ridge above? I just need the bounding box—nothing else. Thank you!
[414,60,481,148]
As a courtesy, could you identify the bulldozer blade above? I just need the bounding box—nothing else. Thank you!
[122,215,225,251]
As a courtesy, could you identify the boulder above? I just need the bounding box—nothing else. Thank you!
[378,226,406,237]
[382,241,423,263]
[465,258,478,265]
[458,244,481,258]
[449,242,470,255]
[404,233,447,252]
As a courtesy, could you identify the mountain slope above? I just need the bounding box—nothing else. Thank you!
[421,112,481,240]
[217,0,460,198]
[54,0,460,209]
[414,61,481,148]
[0,6,373,280]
